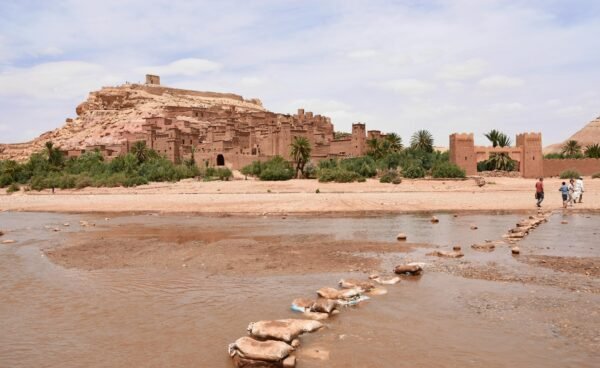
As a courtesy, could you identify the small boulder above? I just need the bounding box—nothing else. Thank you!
[311,298,337,314]
[511,246,520,255]
[471,243,495,252]
[430,216,439,223]
[396,233,407,241]
[1,239,16,244]
[470,225,478,230]
[427,250,464,258]
[452,245,462,251]
[561,220,568,224]
[394,264,423,275]
[0,230,4,236]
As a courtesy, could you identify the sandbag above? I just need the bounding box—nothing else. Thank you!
[335,294,370,306]
[394,264,423,275]
[372,276,400,285]
[229,336,293,362]
[232,354,296,368]
[247,319,323,342]
[338,278,375,292]
[290,298,313,312]
[317,287,361,300]
[312,298,337,314]
[367,287,387,296]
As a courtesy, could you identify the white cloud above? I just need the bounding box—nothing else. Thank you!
[489,102,524,113]
[0,61,120,99]
[478,75,524,89]
[136,58,221,77]
[240,76,265,87]
[437,59,487,80]
[346,49,379,59]
[556,105,584,115]
[379,78,436,95]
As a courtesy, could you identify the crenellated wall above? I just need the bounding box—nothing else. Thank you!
[543,158,600,177]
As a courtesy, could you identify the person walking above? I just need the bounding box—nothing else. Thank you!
[568,179,575,206]
[577,177,584,203]
[559,181,569,208]
[535,177,544,207]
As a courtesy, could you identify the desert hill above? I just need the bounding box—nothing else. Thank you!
[544,116,600,154]
[0,82,266,161]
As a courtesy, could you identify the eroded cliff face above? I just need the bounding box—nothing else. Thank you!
[544,116,600,154]
[0,83,265,161]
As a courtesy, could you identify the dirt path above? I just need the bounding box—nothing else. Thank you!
[2,177,599,214]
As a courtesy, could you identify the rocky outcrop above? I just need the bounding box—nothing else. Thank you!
[544,116,600,154]
[0,83,266,162]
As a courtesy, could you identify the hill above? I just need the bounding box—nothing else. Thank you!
[544,116,600,154]
[0,82,265,161]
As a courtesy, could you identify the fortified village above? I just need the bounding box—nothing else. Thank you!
[1,74,599,177]
[69,75,377,169]
[0,74,379,169]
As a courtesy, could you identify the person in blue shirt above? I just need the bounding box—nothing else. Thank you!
[559,181,569,208]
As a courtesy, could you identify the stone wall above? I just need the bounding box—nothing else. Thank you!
[543,158,600,177]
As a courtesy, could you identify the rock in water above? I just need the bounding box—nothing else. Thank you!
[394,264,423,275]
[229,336,293,362]
[247,319,323,343]
[427,250,464,258]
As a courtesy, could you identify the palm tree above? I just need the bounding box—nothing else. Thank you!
[496,133,512,147]
[561,140,582,157]
[584,143,600,158]
[131,141,149,163]
[484,129,501,147]
[384,133,403,152]
[45,141,64,168]
[290,136,312,178]
[410,130,434,153]
[487,152,515,171]
[366,138,383,159]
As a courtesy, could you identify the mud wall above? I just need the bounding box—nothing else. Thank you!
[543,158,600,177]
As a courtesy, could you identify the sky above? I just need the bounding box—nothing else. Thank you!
[1,0,599,147]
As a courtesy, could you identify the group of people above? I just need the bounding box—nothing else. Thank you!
[535,177,585,208]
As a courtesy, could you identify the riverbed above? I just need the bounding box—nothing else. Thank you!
[0,211,598,367]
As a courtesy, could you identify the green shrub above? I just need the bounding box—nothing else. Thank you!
[0,173,13,187]
[402,164,425,178]
[241,161,263,176]
[259,166,294,181]
[431,162,466,178]
[380,170,401,183]
[592,172,600,179]
[392,177,402,184]
[559,169,581,179]
[339,157,377,178]
[215,167,232,181]
[318,168,362,183]
[6,182,20,194]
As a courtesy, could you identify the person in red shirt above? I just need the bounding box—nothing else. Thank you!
[535,177,544,207]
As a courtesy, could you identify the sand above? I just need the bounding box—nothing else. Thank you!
[1,177,598,214]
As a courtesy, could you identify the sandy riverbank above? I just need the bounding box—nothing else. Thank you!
[1,177,598,214]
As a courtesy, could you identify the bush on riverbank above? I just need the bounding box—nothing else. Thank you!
[379,170,401,184]
[431,162,466,178]
[559,169,582,179]
[241,156,295,181]
[0,144,234,191]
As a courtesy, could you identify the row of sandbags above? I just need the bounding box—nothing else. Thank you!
[228,264,424,367]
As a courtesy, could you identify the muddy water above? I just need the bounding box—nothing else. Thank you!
[0,212,598,367]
